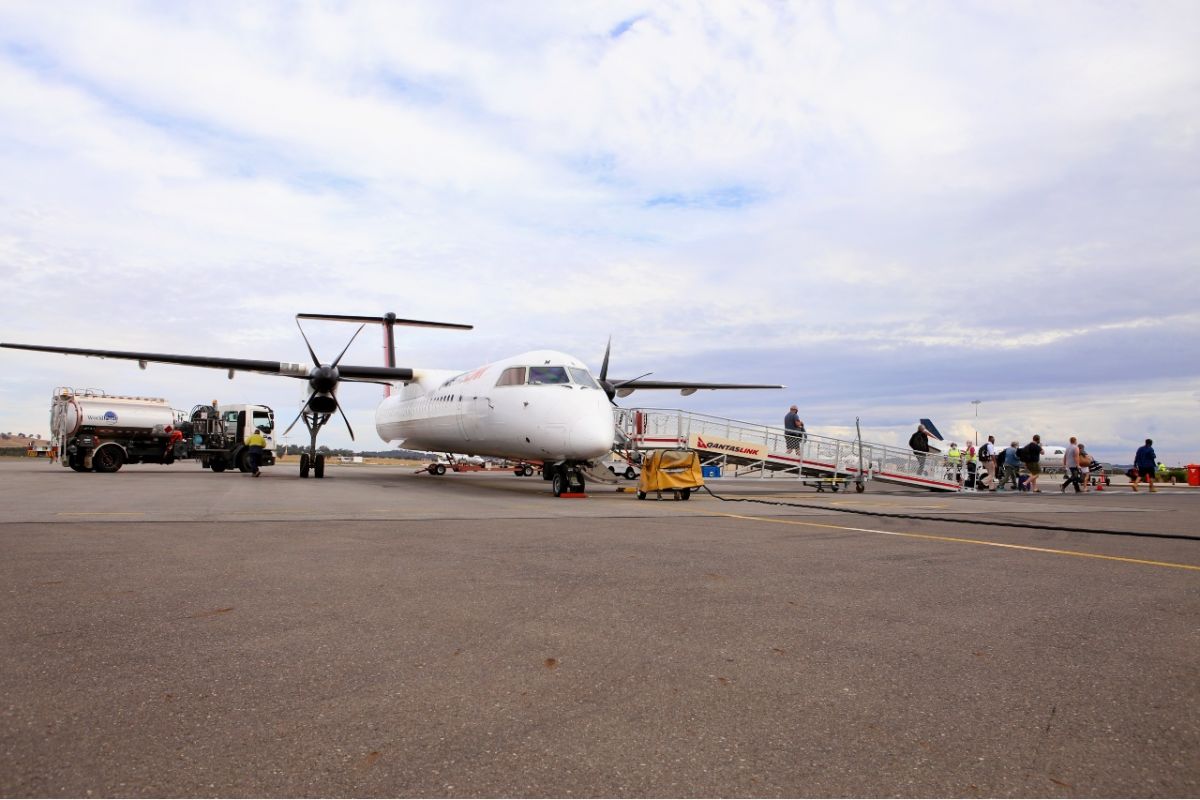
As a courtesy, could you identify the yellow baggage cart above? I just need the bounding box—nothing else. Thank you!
[636,449,704,501]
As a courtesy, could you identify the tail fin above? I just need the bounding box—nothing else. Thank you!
[919,418,944,441]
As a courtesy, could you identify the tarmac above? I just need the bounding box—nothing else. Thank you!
[1,458,1197,798]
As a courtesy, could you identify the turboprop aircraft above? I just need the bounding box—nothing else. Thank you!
[1,313,782,496]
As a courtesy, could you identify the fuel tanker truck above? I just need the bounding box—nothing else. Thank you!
[50,387,276,474]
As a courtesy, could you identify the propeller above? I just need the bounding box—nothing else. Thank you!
[597,337,652,404]
[282,321,367,440]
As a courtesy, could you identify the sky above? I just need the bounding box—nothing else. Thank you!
[1,1,1198,465]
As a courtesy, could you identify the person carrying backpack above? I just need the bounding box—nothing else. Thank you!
[978,435,997,490]
[908,424,933,474]
[1019,434,1044,492]
[1060,436,1083,493]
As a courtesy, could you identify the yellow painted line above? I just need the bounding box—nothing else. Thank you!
[56,511,144,517]
[224,509,321,516]
[709,511,1200,572]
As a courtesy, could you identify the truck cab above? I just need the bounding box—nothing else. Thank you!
[208,404,276,473]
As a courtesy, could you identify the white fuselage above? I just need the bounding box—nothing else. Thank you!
[374,350,615,463]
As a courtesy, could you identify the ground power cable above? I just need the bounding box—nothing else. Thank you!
[698,485,1200,543]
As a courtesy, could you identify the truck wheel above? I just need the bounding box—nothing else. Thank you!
[237,451,252,473]
[523,465,534,477]
[69,453,90,472]
[435,464,446,475]
[315,454,325,479]
[624,467,636,480]
[210,459,227,473]
[93,445,125,473]
[300,453,310,478]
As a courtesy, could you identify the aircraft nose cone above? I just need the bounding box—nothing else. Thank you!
[570,397,616,458]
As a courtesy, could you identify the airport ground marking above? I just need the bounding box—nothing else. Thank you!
[55,511,144,517]
[709,511,1200,572]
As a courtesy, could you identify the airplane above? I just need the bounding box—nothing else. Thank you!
[1,312,783,496]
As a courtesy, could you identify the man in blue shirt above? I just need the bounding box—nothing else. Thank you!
[784,405,805,455]
[1131,438,1158,493]
[1000,440,1021,491]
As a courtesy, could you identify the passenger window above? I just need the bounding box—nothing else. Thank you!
[495,366,526,387]
[569,367,600,389]
[527,366,569,385]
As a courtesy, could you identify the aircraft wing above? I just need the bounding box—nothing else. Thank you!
[612,378,784,397]
[0,342,415,381]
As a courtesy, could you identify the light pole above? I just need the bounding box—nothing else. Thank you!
[971,400,982,449]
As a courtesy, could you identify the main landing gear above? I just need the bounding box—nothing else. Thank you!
[544,463,587,497]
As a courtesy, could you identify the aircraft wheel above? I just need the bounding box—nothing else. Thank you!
[210,458,227,473]
[572,471,585,493]
[552,470,567,497]
[624,467,636,480]
[315,454,326,479]
[93,445,124,473]
[300,453,310,478]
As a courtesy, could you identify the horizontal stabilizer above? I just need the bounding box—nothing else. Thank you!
[297,313,473,331]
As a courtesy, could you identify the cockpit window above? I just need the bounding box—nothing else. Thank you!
[527,366,570,385]
[495,366,526,387]
[569,367,600,389]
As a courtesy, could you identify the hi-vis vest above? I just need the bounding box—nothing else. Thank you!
[947,447,961,462]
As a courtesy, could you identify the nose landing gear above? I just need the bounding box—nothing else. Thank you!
[547,463,587,497]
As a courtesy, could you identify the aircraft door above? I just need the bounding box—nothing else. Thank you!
[457,395,491,442]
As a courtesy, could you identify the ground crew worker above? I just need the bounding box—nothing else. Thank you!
[246,428,266,477]
[947,443,962,484]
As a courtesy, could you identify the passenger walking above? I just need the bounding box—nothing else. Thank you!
[1001,440,1021,491]
[978,435,997,490]
[908,424,933,474]
[246,428,266,477]
[783,405,805,455]
[1131,438,1158,492]
[1020,434,1044,492]
[1060,436,1083,493]
[1077,443,1093,492]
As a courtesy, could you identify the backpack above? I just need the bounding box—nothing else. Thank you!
[1018,443,1039,462]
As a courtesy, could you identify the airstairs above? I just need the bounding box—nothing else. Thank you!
[614,408,961,492]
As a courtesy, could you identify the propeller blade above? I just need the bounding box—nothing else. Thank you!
[334,398,356,441]
[295,319,322,366]
[330,324,366,369]
[599,337,612,382]
[282,392,317,437]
